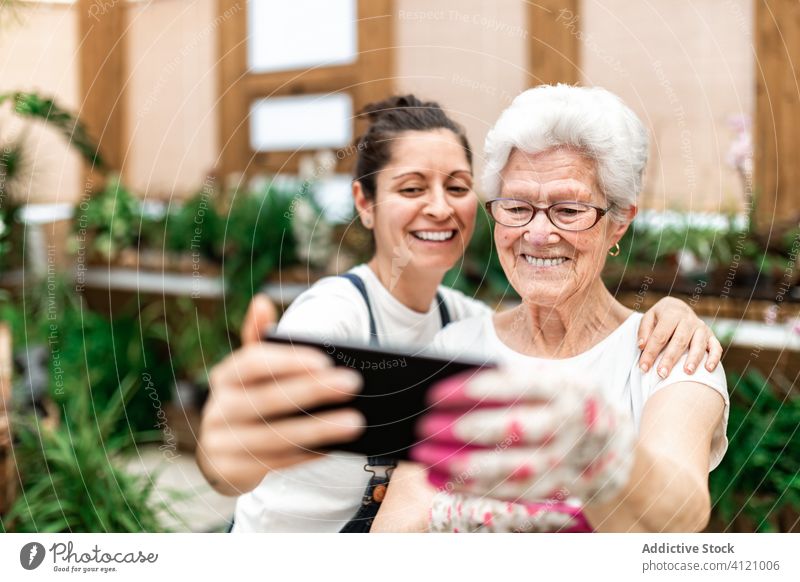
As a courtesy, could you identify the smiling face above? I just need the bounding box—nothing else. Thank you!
[494,147,633,306]
[355,129,477,278]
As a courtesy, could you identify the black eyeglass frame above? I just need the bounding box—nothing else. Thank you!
[484,198,611,231]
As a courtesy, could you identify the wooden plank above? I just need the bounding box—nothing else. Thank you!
[244,67,360,98]
[217,0,252,183]
[77,0,127,175]
[754,0,800,233]
[527,0,581,86]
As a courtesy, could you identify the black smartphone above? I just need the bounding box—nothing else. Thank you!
[266,331,496,459]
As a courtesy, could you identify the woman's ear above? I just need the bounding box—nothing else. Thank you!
[353,181,375,229]
[610,205,637,245]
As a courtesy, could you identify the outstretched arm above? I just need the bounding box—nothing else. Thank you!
[583,381,725,531]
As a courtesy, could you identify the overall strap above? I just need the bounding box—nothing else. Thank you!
[435,291,451,328]
[339,273,379,346]
[339,457,397,533]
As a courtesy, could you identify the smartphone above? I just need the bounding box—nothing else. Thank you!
[266,332,496,459]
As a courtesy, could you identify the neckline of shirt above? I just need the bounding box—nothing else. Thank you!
[351,264,443,322]
[487,311,642,363]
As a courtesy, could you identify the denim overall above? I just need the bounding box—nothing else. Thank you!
[338,273,450,532]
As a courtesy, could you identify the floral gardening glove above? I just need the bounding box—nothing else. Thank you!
[411,367,637,531]
[427,491,593,533]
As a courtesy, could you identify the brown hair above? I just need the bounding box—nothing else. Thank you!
[354,94,472,200]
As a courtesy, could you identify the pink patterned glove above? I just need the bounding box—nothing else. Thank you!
[428,491,592,533]
[412,368,636,512]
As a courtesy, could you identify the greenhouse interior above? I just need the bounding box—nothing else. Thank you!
[0,0,798,535]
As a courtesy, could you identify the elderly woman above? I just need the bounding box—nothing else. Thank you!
[376,84,729,533]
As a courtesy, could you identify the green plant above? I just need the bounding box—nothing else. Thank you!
[76,175,139,261]
[145,297,233,390]
[709,369,800,532]
[0,92,105,170]
[605,212,794,293]
[162,189,222,261]
[222,184,301,320]
[2,373,170,532]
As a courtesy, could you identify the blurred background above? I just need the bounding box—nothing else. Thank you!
[0,0,797,533]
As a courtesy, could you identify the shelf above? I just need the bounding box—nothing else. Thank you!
[79,267,224,298]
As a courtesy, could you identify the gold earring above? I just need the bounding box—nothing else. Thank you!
[608,243,620,257]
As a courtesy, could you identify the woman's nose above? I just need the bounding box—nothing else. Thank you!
[424,188,455,220]
[523,210,558,245]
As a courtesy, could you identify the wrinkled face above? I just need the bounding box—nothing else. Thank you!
[361,129,477,276]
[494,148,630,306]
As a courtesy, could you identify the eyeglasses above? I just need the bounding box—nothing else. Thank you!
[485,198,610,231]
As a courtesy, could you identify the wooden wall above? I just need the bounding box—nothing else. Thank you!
[754,0,800,232]
[527,0,581,86]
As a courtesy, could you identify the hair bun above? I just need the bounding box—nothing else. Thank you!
[360,94,429,122]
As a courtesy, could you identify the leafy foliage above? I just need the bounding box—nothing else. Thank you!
[77,175,140,262]
[0,91,105,169]
[3,374,169,532]
[221,185,300,318]
[710,369,800,532]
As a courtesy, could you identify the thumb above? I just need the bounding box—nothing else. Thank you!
[241,294,277,345]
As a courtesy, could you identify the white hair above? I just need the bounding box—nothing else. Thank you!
[482,84,649,222]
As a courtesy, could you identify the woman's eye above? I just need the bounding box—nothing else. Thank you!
[448,186,470,194]
[399,187,424,195]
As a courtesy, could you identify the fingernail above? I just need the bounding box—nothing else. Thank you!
[640,363,649,372]
[686,364,695,373]
[308,353,333,368]
[337,409,364,428]
[418,413,459,441]
[427,375,470,406]
[638,338,644,348]
[335,369,363,392]
[658,367,668,378]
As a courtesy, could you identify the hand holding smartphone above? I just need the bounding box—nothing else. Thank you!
[266,332,495,458]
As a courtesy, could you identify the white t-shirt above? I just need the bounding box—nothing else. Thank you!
[430,311,730,471]
[233,264,491,532]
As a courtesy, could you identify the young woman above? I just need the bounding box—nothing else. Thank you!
[196,95,722,532]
